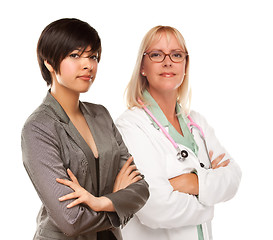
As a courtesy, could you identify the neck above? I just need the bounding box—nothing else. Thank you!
[148,88,177,121]
[50,84,81,118]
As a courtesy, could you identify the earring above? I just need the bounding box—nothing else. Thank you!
[142,71,145,76]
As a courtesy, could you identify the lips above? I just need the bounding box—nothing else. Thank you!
[160,72,176,77]
[78,75,93,81]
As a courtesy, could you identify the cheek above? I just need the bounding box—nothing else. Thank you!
[59,60,78,77]
[93,62,98,74]
[181,62,186,74]
[142,59,156,77]
[172,62,186,79]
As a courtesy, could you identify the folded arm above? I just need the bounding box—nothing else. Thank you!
[57,156,143,212]
[190,111,242,206]
[22,121,119,237]
[116,117,213,229]
[169,151,230,196]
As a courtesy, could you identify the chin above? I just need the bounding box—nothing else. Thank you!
[79,88,91,93]
[78,83,93,93]
[161,84,181,92]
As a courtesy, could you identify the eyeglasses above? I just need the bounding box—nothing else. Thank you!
[143,50,188,63]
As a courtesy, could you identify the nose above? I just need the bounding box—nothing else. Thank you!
[82,58,93,71]
[162,54,172,67]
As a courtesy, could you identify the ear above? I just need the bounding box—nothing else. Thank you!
[44,60,54,73]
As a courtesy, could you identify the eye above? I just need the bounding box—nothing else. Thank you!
[150,51,163,58]
[89,55,98,61]
[69,53,80,59]
[172,51,183,58]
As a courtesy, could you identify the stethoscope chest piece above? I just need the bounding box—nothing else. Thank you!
[181,150,188,158]
[177,149,189,161]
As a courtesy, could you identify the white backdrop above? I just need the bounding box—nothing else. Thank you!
[1,0,272,239]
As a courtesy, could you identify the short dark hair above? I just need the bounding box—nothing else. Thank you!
[37,18,101,85]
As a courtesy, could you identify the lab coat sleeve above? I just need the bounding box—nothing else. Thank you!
[116,114,214,229]
[190,111,242,207]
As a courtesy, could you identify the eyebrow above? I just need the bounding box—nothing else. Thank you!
[72,48,96,56]
[149,48,185,52]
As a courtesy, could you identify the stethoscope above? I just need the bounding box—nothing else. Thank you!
[138,99,211,168]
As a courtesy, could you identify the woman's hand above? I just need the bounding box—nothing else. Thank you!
[169,173,199,195]
[56,169,114,212]
[169,151,230,195]
[113,156,143,193]
[209,151,230,169]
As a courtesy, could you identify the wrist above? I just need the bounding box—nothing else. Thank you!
[97,196,115,212]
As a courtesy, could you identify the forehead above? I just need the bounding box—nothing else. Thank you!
[147,31,184,51]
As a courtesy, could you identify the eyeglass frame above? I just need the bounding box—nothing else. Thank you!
[143,50,188,63]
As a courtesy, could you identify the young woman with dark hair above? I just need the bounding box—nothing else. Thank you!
[21,18,149,240]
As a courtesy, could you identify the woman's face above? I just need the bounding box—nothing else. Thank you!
[142,32,186,96]
[54,46,98,93]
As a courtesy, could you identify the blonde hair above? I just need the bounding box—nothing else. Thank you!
[125,25,191,115]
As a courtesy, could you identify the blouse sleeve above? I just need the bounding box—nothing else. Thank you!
[116,114,214,229]
[21,119,119,237]
[101,107,150,228]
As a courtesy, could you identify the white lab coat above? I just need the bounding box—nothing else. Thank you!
[116,107,242,240]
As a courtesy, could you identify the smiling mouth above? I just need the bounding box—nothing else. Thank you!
[160,73,176,77]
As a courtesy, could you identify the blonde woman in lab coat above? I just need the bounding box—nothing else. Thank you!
[116,26,242,240]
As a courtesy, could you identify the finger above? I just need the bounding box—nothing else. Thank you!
[124,165,137,176]
[209,150,213,160]
[56,178,73,188]
[59,192,77,202]
[67,168,79,184]
[120,156,134,174]
[129,170,141,180]
[67,198,83,208]
[215,159,230,169]
[130,175,143,184]
[211,153,225,169]
[56,178,79,192]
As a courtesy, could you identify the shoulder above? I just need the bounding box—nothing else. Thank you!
[188,110,216,137]
[81,102,111,117]
[21,104,62,145]
[116,107,156,139]
[23,103,57,131]
[117,107,146,121]
[81,102,116,130]
[116,107,148,126]
[189,110,209,126]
